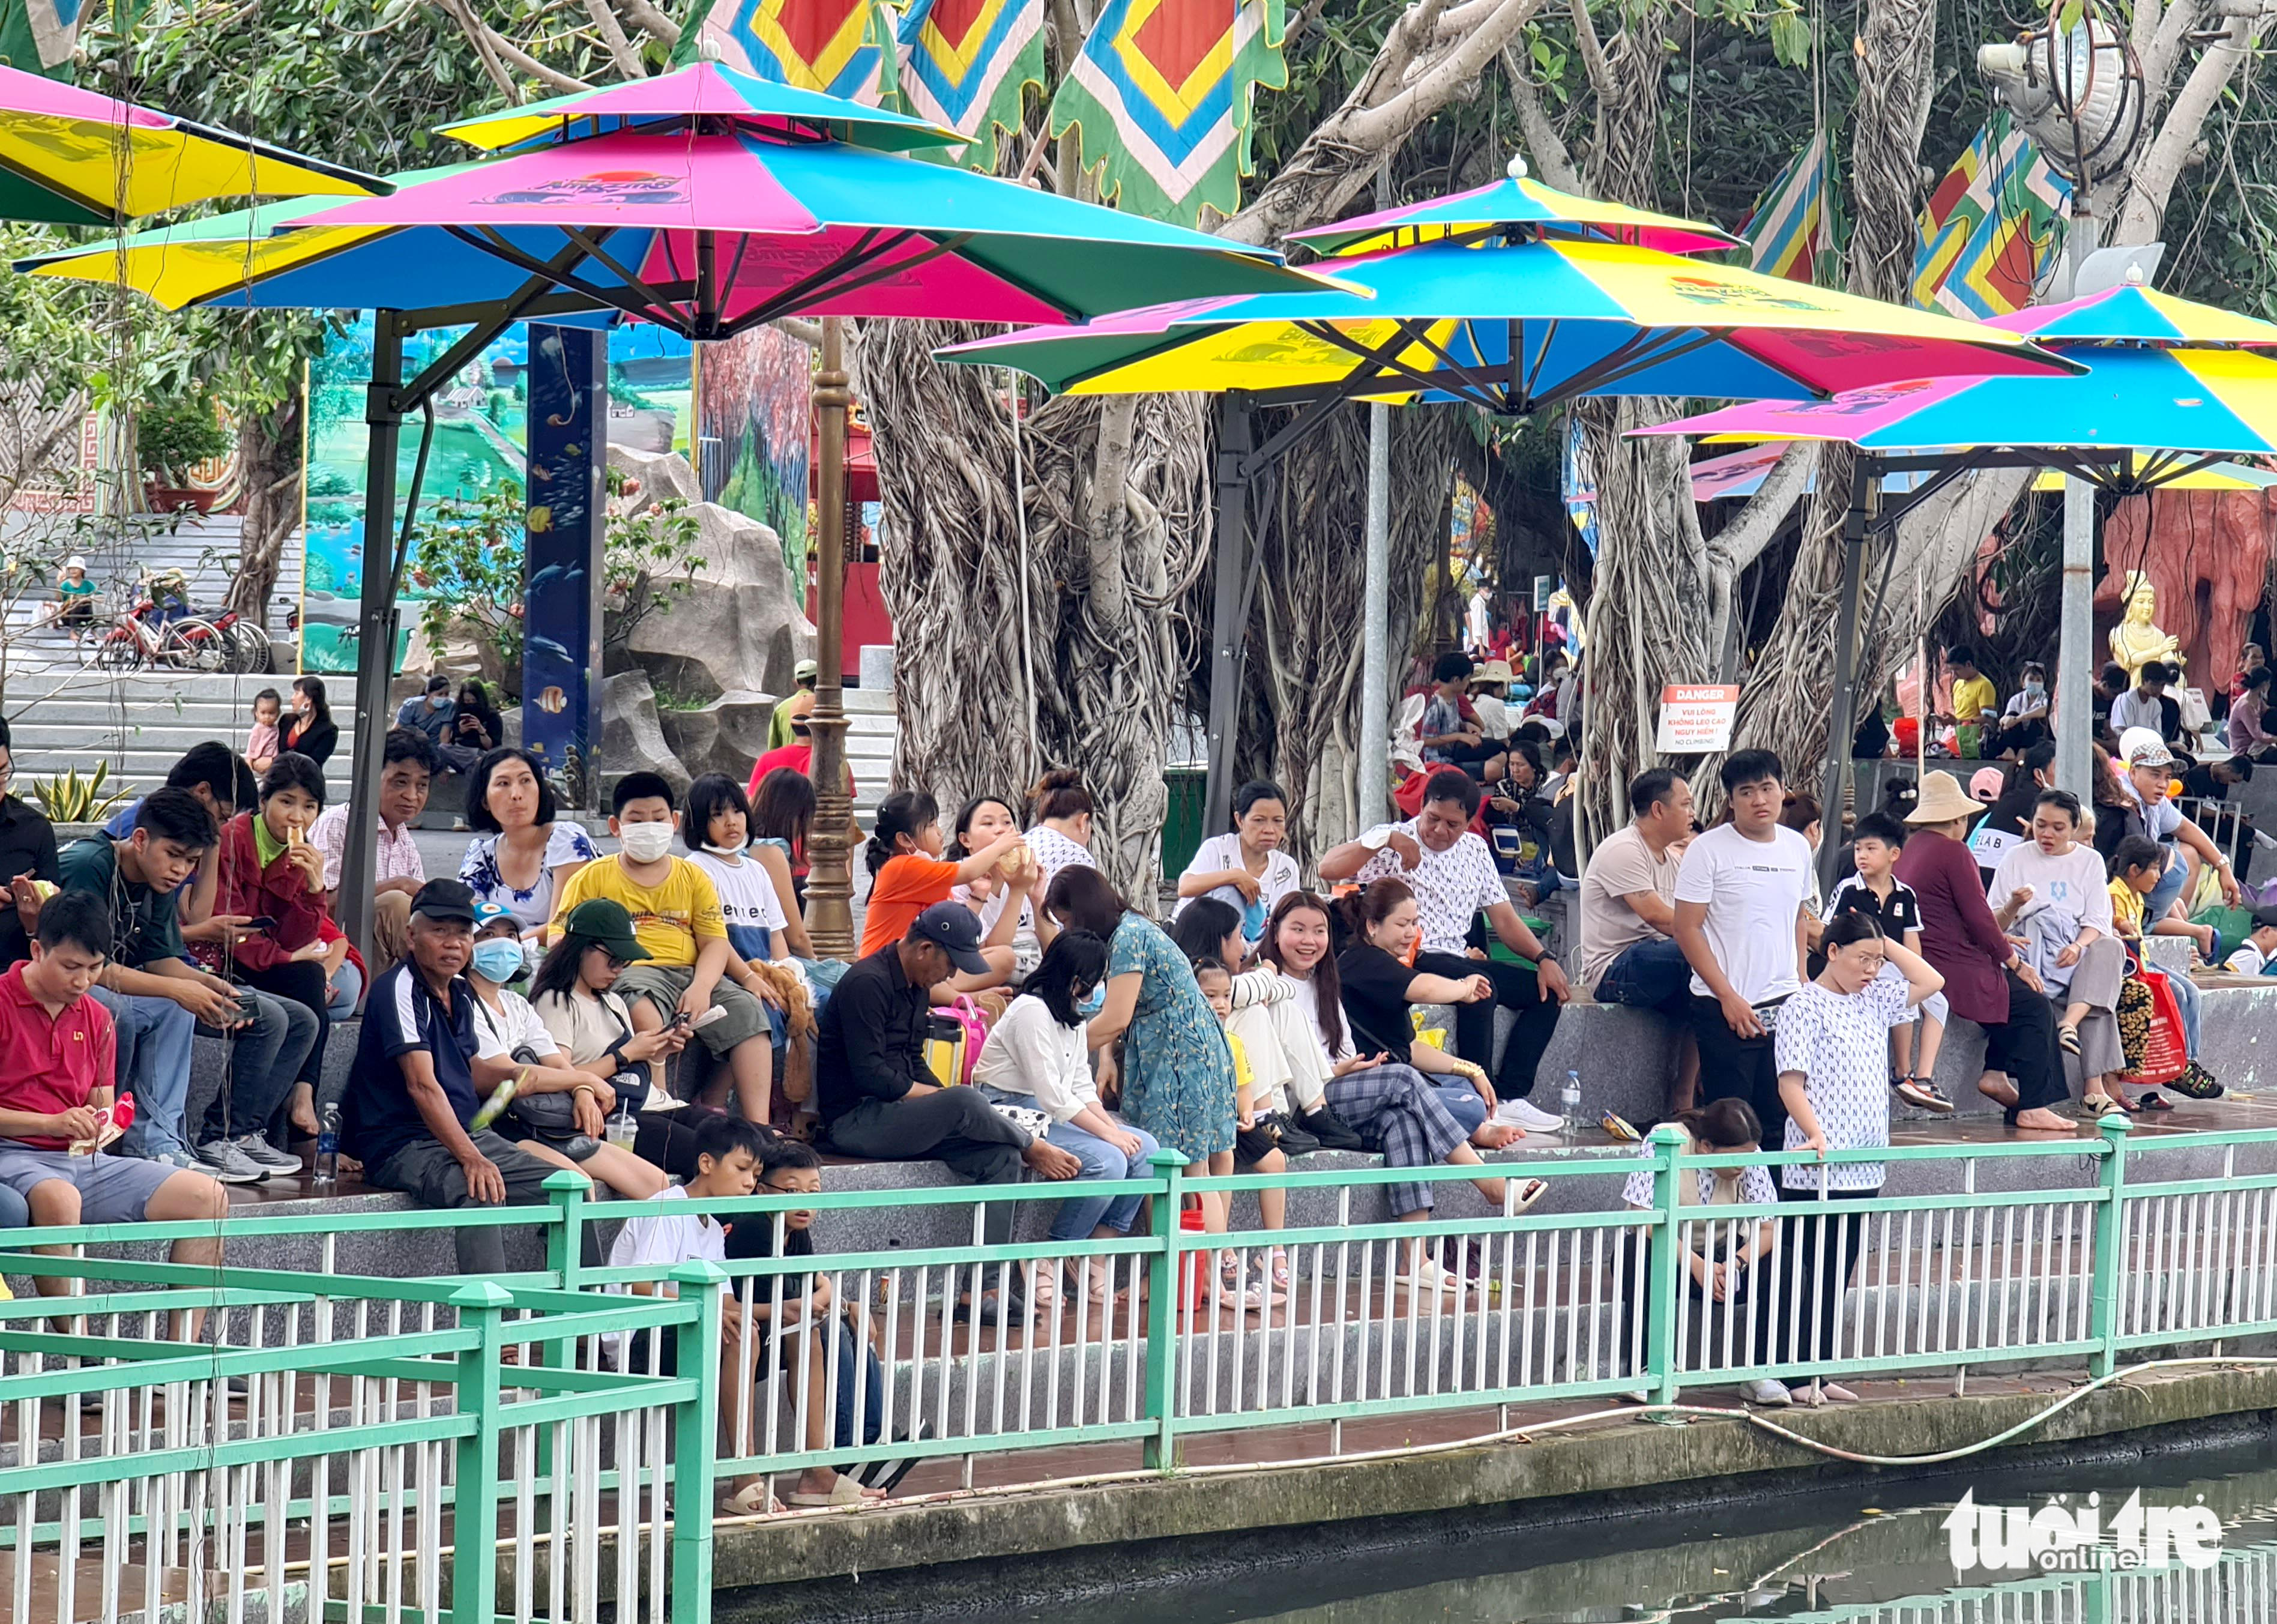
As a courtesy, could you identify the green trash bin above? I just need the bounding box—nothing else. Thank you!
[1162,767,1207,887]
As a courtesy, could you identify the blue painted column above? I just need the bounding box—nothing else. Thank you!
[520,325,609,808]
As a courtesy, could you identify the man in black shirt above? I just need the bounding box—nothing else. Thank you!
[815,903,1078,1185]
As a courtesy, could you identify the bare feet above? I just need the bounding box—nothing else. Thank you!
[2013,1107,2073,1132]
[1473,1121,1523,1150]
[1977,1076,2019,1109]
[1024,1140,1082,1180]
[288,1082,319,1139]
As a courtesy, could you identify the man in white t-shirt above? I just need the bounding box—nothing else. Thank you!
[1318,767,1569,1130]
[1672,750,1815,1149]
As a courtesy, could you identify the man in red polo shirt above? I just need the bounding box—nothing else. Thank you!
[0,891,228,1306]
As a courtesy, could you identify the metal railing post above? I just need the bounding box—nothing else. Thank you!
[1144,1151,1185,1471]
[669,1261,725,1624]
[1646,1124,1686,1408]
[544,1170,591,1291]
[449,1280,513,1623]
[2089,1112,2132,1378]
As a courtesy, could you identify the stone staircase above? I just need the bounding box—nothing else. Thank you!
[845,676,894,817]
[1,671,355,808]
[0,515,303,678]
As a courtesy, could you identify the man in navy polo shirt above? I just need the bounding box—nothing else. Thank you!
[343,877,562,1274]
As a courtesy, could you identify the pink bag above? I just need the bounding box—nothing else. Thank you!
[935,994,991,1086]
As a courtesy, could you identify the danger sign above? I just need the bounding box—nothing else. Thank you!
[1655,684,1741,753]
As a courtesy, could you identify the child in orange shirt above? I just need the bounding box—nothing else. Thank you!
[859,791,1033,996]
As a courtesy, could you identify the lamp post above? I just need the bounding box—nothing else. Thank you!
[803,316,857,961]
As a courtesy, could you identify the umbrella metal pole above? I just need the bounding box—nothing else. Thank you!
[1358,397,1392,829]
[2056,477,2095,800]
[804,316,857,961]
[1204,394,1254,837]
[1818,456,1878,896]
[340,313,406,970]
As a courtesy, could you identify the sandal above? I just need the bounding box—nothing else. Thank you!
[1268,1247,1290,1292]
[2057,1023,2082,1056]
[785,1476,870,1508]
[2079,1094,2122,1117]
[2131,1091,2175,1113]
[718,1481,776,1517]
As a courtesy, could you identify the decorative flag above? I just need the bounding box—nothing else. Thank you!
[677,0,900,106]
[0,0,88,73]
[1048,0,1287,226]
[897,0,1045,168]
[1908,110,2072,319]
[1740,133,1829,285]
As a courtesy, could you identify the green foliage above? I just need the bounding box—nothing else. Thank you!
[409,475,707,698]
[136,393,231,482]
[32,762,128,826]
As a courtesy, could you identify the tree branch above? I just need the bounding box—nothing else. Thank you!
[1712,441,1818,576]
[1566,0,1619,112]
[582,0,649,77]
[772,316,824,349]
[1501,44,1580,190]
[612,0,681,48]
[430,0,525,103]
[2119,15,2258,244]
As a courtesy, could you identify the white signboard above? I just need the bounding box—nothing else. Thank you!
[1655,684,1741,753]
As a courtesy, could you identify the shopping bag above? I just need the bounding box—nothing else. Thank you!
[2119,967,2188,1087]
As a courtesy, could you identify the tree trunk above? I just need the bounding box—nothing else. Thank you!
[228,393,304,632]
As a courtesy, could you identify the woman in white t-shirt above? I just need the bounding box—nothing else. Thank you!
[466,902,668,1200]
[1024,768,1098,948]
[1772,911,1943,1406]
[947,794,1042,977]
[1988,788,2128,1113]
[1174,780,1302,945]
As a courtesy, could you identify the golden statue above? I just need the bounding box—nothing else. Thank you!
[2110,571,2184,685]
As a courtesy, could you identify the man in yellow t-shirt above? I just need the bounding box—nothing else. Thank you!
[553,772,782,1124]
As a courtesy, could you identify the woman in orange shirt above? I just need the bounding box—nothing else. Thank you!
[860,791,1032,995]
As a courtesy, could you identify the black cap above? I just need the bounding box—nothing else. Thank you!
[906,901,991,974]
[409,877,478,923]
[2253,904,2277,933]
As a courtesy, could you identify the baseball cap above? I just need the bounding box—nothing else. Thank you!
[2252,905,2277,934]
[559,898,652,962]
[906,901,991,974]
[794,658,819,682]
[1968,767,2005,803]
[2123,734,2175,770]
[471,899,518,934]
[408,878,478,923]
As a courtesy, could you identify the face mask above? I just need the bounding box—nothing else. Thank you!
[2025,681,2045,697]
[701,842,745,859]
[618,822,676,862]
[471,940,525,983]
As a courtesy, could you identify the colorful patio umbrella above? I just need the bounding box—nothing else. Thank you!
[1687,439,2277,502]
[1641,283,2277,490]
[19,60,1325,336]
[1288,162,1744,258]
[940,235,2075,412]
[0,61,379,225]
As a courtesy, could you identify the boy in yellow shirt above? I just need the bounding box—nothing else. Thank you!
[554,773,779,1124]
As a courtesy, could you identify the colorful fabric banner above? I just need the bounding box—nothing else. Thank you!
[677,0,899,106]
[1908,110,2071,319]
[1740,133,1829,285]
[896,0,1045,167]
[1047,0,1287,226]
[0,0,88,72]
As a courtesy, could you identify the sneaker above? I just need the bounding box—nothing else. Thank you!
[1393,1257,1465,1294]
[1496,1097,1565,1132]
[233,1135,303,1175]
[1739,1377,1793,1407]
[144,1148,203,1173]
[193,1140,268,1185]
[1895,1077,1956,1114]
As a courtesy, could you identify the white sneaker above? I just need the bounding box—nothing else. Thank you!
[1394,1257,1465,1294]
[234,1135,303,1175]
[1497,1098,1565,1132]
[145,1148,202,1173]
[194,1140,268,1185]
[1740,1377,1793,1406]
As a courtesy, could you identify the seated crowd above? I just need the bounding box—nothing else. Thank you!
[0,700,2257,1441]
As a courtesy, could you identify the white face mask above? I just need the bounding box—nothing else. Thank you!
[618,822,676,862]
[701,842,745,859]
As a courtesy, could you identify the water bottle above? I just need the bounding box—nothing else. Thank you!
[312,1104,340,1194]
[1560,1069,1582,1137]
[608,1105,638,1151]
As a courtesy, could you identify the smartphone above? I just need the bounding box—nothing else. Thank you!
[245,916,277,931]
[667,1010,693,1030]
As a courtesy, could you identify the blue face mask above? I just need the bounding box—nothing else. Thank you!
[472,939,525,983]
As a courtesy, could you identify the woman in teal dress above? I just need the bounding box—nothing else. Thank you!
[1043,867,1247,1285]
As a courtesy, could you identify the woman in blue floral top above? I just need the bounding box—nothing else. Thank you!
[459,747,596,940]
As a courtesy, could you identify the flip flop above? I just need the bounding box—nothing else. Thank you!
[2134,1091,2175,1112]
[786,1476,869,1508]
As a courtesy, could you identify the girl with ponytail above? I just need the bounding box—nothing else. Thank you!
[857,791,1031,993]
[1024,768,1097,942]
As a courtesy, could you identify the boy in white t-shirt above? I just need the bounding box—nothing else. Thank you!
[2222,908,2277,977]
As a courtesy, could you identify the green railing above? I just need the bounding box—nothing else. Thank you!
[6,1115,2277,1583]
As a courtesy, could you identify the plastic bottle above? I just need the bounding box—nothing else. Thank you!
[312,1104,340,1194]
[1560,1069,1583,1137]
